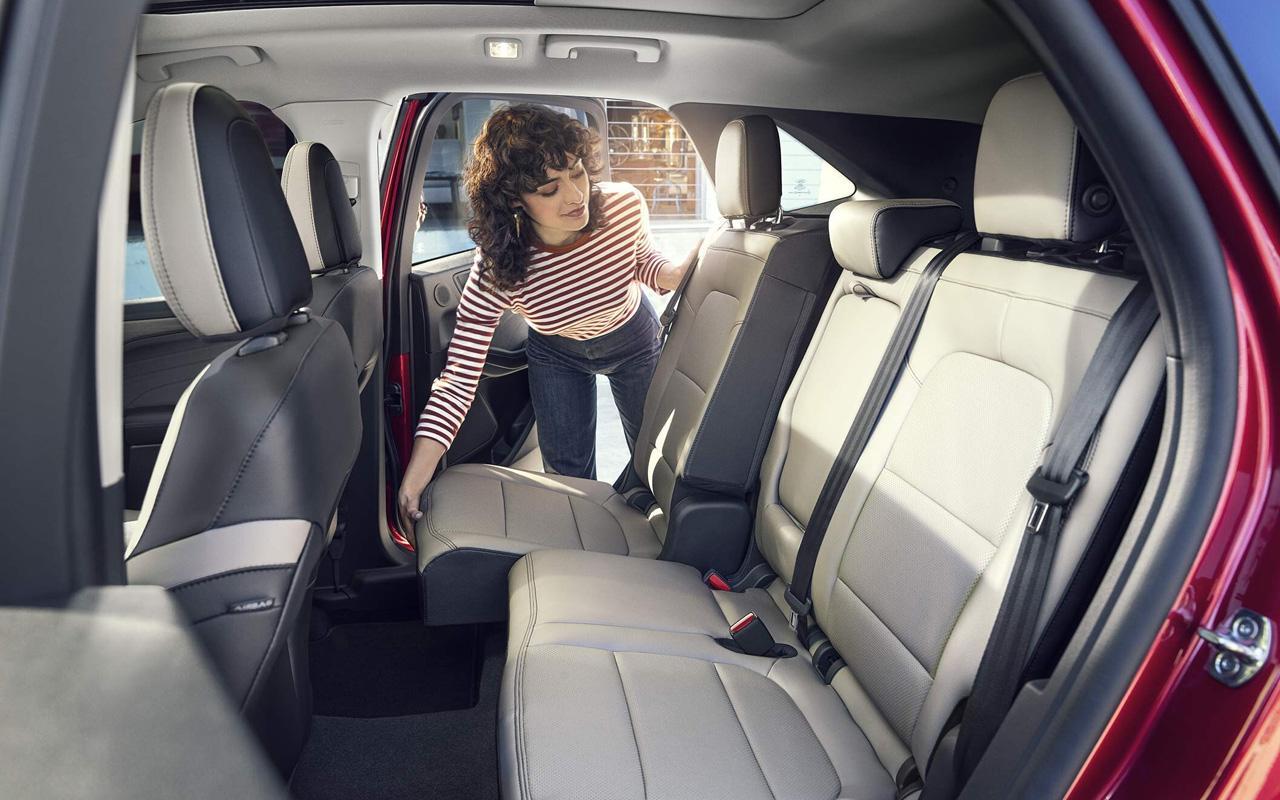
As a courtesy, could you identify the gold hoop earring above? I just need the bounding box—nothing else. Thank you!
[513,210,523,238]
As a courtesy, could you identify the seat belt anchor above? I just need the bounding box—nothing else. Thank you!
[784,587,812,631]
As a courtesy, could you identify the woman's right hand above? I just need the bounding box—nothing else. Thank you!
[398,438,447,529]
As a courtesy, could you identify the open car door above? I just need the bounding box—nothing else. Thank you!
[381,94,608,548]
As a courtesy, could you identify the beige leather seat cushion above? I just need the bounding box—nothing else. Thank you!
[418,465,663,565]
[501,550,896,800]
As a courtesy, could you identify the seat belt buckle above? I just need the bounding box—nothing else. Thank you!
[729,613,776,657]
[703,569,731,591]
[1025,467,1088,533]
[784,587,812,631]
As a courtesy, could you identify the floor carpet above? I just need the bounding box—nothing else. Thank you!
[290,623,504,800]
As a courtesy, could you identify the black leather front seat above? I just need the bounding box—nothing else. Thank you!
[281,140,382,390]
[122,83,362,775]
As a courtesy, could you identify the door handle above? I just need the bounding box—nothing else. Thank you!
[544,35,662,64]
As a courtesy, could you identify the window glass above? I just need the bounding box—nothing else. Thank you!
[124,101,297,302]
[411,98,721,267]
[778,127,856,211]
[412,100,595,265]
[605,100,717,268]
[1201,0,1280,147]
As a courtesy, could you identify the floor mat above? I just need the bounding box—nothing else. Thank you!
[309,621,485,717]
[291,626,504,800]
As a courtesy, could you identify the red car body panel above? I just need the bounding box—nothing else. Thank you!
[382,98,426,553]
[1072,1,1280,797]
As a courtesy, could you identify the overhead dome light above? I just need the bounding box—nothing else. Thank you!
[485,38,521,59]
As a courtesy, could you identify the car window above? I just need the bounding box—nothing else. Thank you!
[125,101,296,303]
[778,127,856,211]
[1200,0,1280,148]
[412,98,719,268]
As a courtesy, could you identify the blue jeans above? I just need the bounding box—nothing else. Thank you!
[526,300,662,480]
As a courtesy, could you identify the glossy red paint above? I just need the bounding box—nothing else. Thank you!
[1070,1,1280,797]
[380,98,426,554]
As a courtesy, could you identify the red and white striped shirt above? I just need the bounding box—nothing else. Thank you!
[416,182,672,448]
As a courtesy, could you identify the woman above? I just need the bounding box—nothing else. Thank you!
[398,105,698,525]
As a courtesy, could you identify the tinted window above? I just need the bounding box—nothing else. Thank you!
[778,127,856,211]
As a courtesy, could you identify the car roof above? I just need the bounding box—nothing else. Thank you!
[134,0,1037,121]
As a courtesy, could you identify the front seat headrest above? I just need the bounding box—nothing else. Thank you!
[974,73,1124,243]
[715,115,782,219]
[141,83,312,340]
[282,141,362,271]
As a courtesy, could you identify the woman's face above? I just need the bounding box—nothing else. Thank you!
[517,156,590,238]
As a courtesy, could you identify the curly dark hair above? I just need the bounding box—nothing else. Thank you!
[463,104,607,291]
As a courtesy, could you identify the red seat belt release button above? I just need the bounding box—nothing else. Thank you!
[729,613,776,657]
[703,569,731,591]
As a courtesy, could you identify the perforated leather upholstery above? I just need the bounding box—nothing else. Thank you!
[497,74,1165,799]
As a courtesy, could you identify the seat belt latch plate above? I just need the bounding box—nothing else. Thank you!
[1025,467,1089,533]
[784,587,812,631]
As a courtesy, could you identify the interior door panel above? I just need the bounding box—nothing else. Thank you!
[410,256,534,466]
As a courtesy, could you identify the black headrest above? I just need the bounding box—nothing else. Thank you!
[141,83,311,339]
[282,141,363,271]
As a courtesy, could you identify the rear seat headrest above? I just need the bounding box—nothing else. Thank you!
[715,115,782,219]
[974,73,1124,243]
[282,141,362,271]
[830,198,962,279]
[141,83,312,340]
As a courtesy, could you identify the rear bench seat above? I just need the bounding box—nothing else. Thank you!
[497,74,1165,799]
[418,116,838,624]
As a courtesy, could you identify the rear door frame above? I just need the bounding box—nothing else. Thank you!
[379,92,607,553]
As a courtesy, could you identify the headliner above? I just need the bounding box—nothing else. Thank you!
[135,0,1037,121]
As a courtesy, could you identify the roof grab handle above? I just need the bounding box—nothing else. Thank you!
[544,35,662,64]
[137,46,264,82]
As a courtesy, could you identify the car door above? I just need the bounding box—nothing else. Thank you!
[120,105,297,508]
[389,94,609,474]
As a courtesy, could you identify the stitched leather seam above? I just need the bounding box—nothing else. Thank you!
[515,554,538,800]
[685,253,767,486]
[935,275,1117,320]
[169,563,294,593]
[210,324,331,526]
[1062,127,1079,241]
[189,88,239,331]
[712,663,779,800]
[422,480,458,551]
[144,88,197,334]
[564,494,586,551]
[227,116,276,318]
[611,653,648,799]
[305,145,325,269]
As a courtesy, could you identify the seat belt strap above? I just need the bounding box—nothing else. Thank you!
[953,280,1159,786]
[658,220,727,343]
[784,231,980,638]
